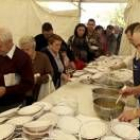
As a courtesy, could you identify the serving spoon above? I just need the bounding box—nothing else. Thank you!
[115,85,127,104]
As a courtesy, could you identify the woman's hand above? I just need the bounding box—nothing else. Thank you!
[61,73,71,82]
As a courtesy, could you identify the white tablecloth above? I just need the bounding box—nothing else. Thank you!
[42,75,137,118]
[43,78,97,117]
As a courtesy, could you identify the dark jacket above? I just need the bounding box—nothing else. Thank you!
[35,34,48,51]
[35,34,74,61]
[42,48,64,88]
[67,35,91,62]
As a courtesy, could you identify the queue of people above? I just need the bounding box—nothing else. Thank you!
[0,19,123,114]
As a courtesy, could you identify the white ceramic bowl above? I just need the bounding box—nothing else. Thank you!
[23,120,52,132]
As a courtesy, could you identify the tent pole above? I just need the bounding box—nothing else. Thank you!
[78,0,81,22]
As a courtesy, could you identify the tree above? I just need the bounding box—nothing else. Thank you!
[109,4,126,27]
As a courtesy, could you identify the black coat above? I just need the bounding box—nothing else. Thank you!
[42,48,64,88]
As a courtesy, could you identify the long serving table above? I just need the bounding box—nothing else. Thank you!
[42,73,137,119]
[0,56,139,139]
[41,72,139,139]
[43,75,99,117]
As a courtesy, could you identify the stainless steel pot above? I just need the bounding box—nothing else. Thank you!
[93,97,125,121]
[92,87,119,98]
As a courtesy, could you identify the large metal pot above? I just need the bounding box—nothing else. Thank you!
[92,87,119,98]
[92,76,124,89]
[93,97,125,121]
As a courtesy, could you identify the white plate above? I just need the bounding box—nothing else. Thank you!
[0,124,15,139]
[76,114,100,124]
[84,68,98,74]
[7,116,33,126]
[101,136,122,140]
[18,105,42,116]
[50,129,77,140]
[33,102,53,111]
[110,69,133,83]
[57,116,81,134]
[13,138,28,140]
[96,66,110,72]
[23,120,52,132]
[0,117,8,123]
[38,112,58,125]
[91,72,104,80]
[73,70,85,77]
[80,120,107,139]
[51,105,74,116]
[4,132,14,140]
[111,122,140,140]
[0,107,18,118]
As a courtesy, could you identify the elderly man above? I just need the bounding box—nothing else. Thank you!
[19,35,53,103]
[0,27,34,112]
[113,22,140,123]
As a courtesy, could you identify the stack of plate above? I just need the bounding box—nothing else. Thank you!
[0,124,15,139]
[17,105,43,117]
[6,116,33,134]
[22,120,53,139]
[33,102,53,112]
[83,68,98,74]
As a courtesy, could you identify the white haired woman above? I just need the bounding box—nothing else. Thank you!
[19,35,53,104]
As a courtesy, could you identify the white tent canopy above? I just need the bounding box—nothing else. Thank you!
[0,0,139,56]
[37,0,126,2]
[0,0,79,43]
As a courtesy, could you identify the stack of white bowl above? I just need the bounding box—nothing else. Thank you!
[22,120,53,139]
[6,116,33,136]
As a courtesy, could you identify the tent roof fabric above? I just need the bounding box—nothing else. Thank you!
[37,0,126,3]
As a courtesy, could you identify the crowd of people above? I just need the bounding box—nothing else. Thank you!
[0,19,123,113]
[2,18,140,131]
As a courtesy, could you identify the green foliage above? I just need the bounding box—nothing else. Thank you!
[109,4,126,27]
